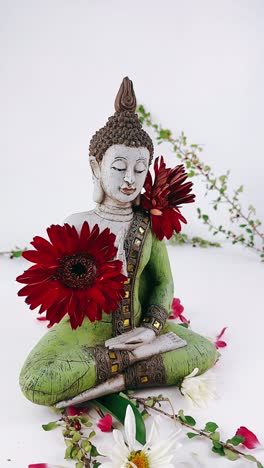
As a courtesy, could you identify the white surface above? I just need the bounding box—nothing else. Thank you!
[1,1,264,466]
[1,243,264,467]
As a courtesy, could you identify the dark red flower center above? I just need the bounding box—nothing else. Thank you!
[57,253,97,289]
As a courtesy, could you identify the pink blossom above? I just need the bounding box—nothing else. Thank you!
[97,413,113,432]
[214,327,227,349]
[28,465,66,467]
[66,405,87,417]
[235,426,260,449]
[37,316,48,321]
[169,298,189,324]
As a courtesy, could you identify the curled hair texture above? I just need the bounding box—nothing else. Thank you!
[89,111,154,163]
[89,77,154,164]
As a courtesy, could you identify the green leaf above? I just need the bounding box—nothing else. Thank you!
[89,430,96,439]
[212,446,225,456]
[81,439,91,452]
[202,214,209,222]
[71,446,78,459]
[188,170,195,177]
[178,409,186,423]
[141,409,150,420]
[146,399,154,407]
[65,439,73,448]
[204,422,218,432]
[185,415,196,426]
[212,441,222,449]
[75,462,84,468]
[159,129,171,140]
[244,455,257,462]
[90,444,103,457]
[224,448,239,461]
[93,463,101,468]
[186,432,199,439]
[65,446,73,459]
[210,432,220,442]
[80,416,89,424]
[257,462,264,468]
[226,435,245,446]
[10,249,24,258]
[119,391,129,400]
[179,322,189,328]
[94,394,146,444]
[72,432,81,443]
[42,421,59,431]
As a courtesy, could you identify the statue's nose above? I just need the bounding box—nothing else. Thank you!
[124,169,135,186]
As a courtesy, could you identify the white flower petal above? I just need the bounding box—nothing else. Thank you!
[181,368,217,407]
[143,421,156,450]
[124,404,136,450]
[112,429,130,457]
[99,463,116,468]
[100,405,183,468]
[185,368,199,379]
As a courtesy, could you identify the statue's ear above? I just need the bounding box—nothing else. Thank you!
[89,157,101,180]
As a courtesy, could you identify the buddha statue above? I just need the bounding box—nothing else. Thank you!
[19,77,217,407]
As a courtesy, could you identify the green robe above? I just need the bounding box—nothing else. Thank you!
[20,217,217,406]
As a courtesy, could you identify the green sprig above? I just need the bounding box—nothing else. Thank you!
[42,413,102,468]
[138,105,264,261]
[127,394,263,467]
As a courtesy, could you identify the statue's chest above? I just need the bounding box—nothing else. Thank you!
[113,211,151,334]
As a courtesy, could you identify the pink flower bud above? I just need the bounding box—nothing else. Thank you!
[235,426,260,449]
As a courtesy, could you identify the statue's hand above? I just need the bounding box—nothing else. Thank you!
[105,327,156,351]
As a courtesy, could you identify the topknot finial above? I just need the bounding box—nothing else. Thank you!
[114,76,137,113]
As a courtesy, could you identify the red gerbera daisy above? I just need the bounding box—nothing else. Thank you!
[141,156,195,240]
[16,222,127,329]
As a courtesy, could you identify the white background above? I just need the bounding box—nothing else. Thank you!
[1,1,264,467]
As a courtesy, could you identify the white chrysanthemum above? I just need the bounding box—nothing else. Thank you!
[180,368,217,408]
[99,405,181,467]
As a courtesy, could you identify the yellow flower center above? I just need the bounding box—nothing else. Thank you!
[127,450,150,468]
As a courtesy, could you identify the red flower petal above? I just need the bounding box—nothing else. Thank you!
[97,413,113,432]
[171,298,184,317]
[214,327,228,349]
[28,465,66,468]
[67,405,87,416]
[17,222,126,329]
[215,340,227,349]
[235,426,260,449]
[216,327,228,340]
[22,250,57,267]
[79,221,91,251]
[141,156,195,239]
[31,236,58,258]
[179,314,189,324]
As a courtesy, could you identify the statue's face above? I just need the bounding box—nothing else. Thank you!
[99,144,150,203]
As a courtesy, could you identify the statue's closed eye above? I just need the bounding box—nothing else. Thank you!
[112,166,146,174]
[112,167,125,172]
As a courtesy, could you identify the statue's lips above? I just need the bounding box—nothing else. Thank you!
[120,187,136,195]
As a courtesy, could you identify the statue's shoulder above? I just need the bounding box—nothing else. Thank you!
[64,210,95,229]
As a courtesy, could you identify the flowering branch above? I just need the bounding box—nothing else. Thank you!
[126,394,263,467]
[138,105,264,261]
[171,233,221,248]
[42,410,102,468]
